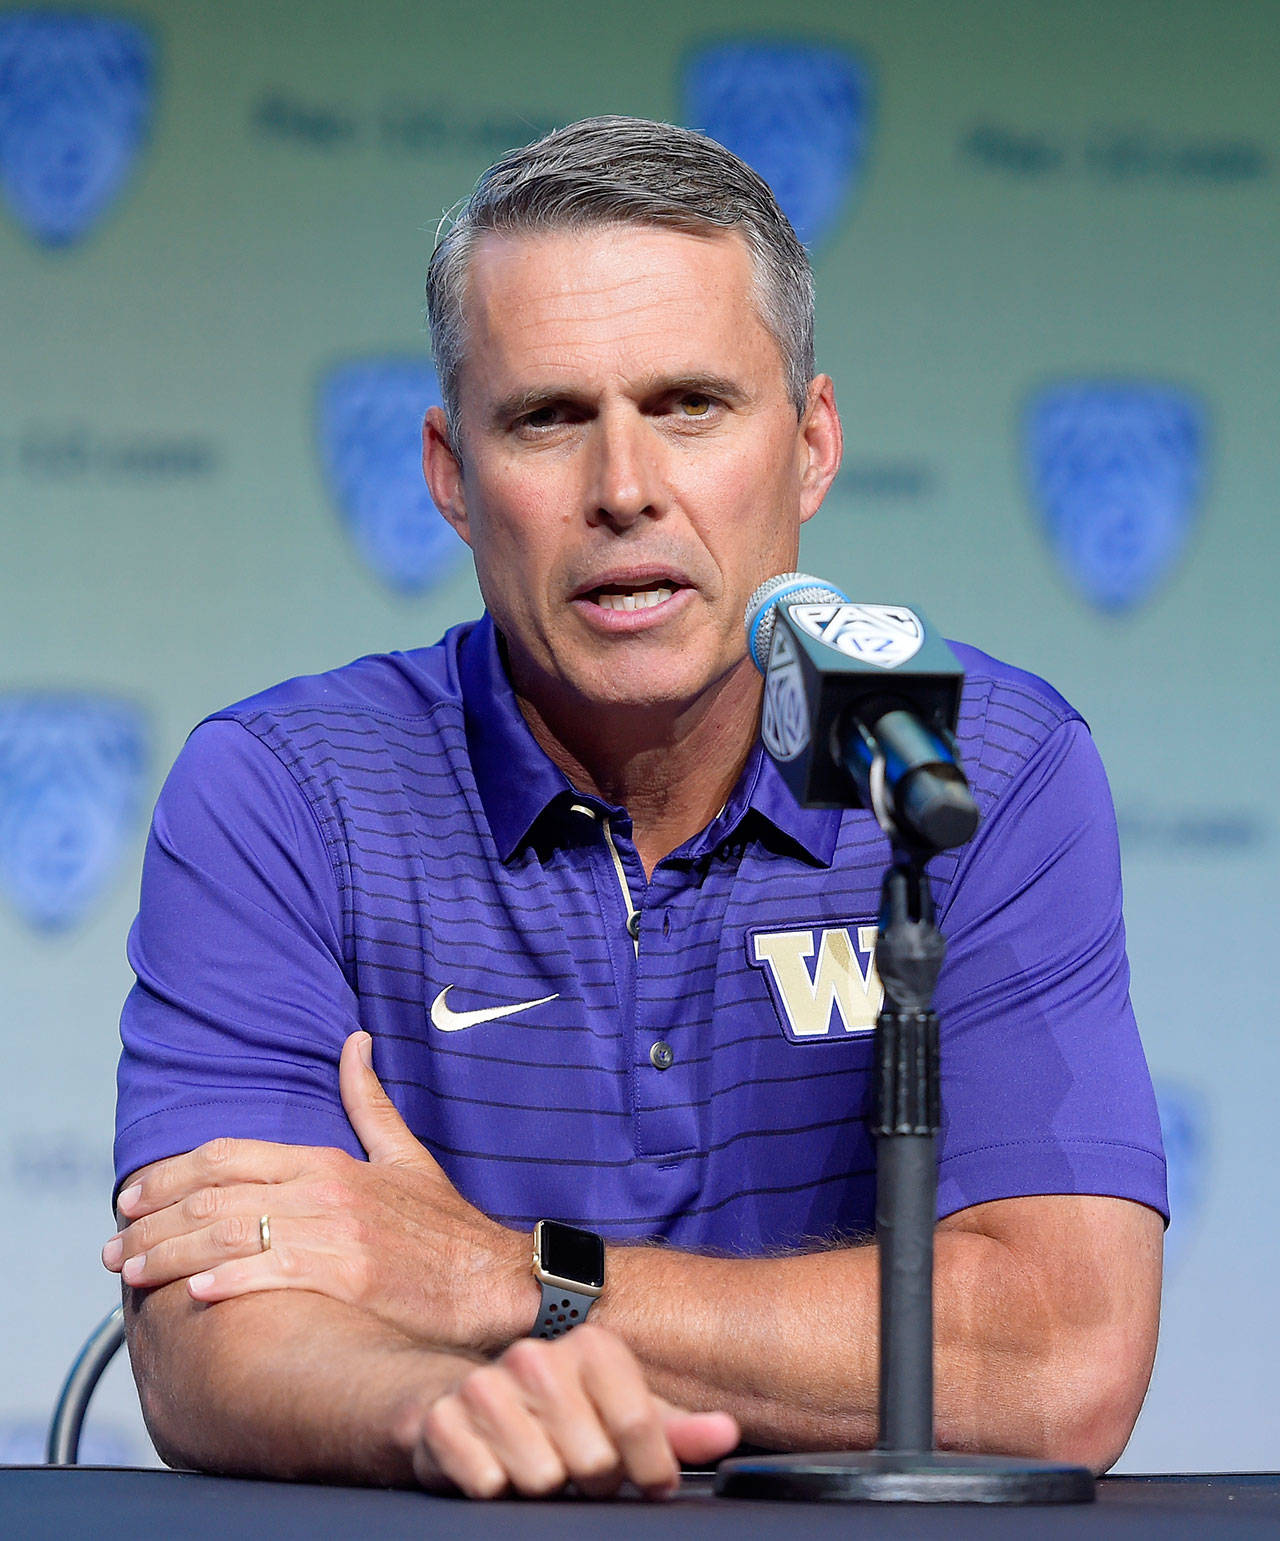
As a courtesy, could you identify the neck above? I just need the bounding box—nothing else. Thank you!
[512,660,763,879]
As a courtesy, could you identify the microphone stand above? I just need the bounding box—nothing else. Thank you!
[716,839,1096,1504]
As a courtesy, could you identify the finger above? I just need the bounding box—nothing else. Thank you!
[180,1244,321,1304]
[137,1209,375,1310]
[410,1395,509,1499]
[577,1329,681,1498]
[456,1366,569,1497]
[339,1031,432,1167]
[114,1211,272,1289]
[659,1404,741,1467]
[116,1138,319,1221]
[107,1180,306,1271]
[499,1338,625,1499]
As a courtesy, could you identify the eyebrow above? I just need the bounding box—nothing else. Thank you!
[489,372,751,425]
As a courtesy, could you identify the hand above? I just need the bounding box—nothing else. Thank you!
[401,1325,739,1499]
[103,1032,536,1353]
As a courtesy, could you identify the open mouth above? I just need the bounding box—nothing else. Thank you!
[571,571,694,626]
[588,583,676,612]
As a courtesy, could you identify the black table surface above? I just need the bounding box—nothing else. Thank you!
[4,1468,1280,1540]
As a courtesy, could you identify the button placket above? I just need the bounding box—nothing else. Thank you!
[632,865,697,1158]
[569,804,640,1048]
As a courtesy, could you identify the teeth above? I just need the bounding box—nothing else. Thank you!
[596,586,673,612]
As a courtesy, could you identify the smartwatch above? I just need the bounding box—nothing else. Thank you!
[531,1219,605,1339]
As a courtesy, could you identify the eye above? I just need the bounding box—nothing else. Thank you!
[520,405,562,429]
[678,394,713,418]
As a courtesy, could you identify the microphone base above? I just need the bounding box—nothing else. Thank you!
[714,1449,1096,1504]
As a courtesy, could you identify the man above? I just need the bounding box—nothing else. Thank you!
[106,117,1166,1499]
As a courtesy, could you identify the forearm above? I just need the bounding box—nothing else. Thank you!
[594,1206,1158,1470]
[125,1282,480,1484]
[594,1240,881,1450]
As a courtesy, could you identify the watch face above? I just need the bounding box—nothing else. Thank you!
[539,1221,605,1289]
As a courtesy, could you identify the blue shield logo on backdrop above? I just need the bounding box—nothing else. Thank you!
[0,695,148,930]
[0,12,155,247]
[1152,1076,1206,1273]
[318,360,468,594]
[1026,382,1205,612]
[683,40,872,248]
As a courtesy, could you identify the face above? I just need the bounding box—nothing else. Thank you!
[423,224,841,723]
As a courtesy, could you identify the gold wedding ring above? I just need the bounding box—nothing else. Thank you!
[258,1214,272,1253]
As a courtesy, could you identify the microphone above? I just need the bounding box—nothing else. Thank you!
[744,573,980,852]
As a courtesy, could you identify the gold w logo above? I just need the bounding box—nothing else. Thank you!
[750,926,883,1041]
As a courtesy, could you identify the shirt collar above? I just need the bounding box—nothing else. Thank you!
[459,613,841,868]
[678,739,841,869]
[460,615,576,861]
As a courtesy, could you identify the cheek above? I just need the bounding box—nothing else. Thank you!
[686,434,800,544]
[468,469,570,560]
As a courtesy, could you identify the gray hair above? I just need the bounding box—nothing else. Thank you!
[426,115,815,432]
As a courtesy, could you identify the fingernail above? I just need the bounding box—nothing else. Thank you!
[118,1183,142,1212]
[101,1235,123,1269]
[121,1253,146,1283]
[188,1272,215,1295]
[358,1032,373,1069]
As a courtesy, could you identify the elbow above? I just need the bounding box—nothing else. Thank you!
[143,1413,198,1475]
[124,1289,232,1476]
[130,1339,209,1474]
[134,1367,208,1474]
[1043,1370,1150,1475]
[1051,1307,1160,1474]
[134,1346,265,1480]
[1041,1415,1132,1478]
[937,1365,1149,1476]
[1022,1333,1157,1475]
[935,1326,1157,1475]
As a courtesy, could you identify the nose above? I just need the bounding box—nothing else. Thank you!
[586,409,660,530]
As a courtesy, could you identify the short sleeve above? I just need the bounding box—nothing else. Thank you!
[933,717,1168,1222]
[114,718,365,1199]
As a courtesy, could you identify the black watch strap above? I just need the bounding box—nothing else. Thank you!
[532,1282,598,1339]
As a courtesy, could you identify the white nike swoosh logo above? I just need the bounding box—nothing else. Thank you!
[429,985,560,1033]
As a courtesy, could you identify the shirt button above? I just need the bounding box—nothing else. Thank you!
[626,911,641,940]
[649,1041,674,1070]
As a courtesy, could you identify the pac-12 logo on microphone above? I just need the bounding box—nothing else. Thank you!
[318,359,468,593]
[1026,381,1205,613]
[0,12,155,247]
[761,627,810,762]
[749,924,883,1042]
[0,694,149,930]
[789,602,924,669]
[682,40,873,248]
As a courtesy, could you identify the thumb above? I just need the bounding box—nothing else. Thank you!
[339,1030,430,1166]
[658,1402,741,1467]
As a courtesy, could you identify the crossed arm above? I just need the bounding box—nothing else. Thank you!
[106,1031,1163,1496]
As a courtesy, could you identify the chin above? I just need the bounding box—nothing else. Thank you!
[570,657,729,715]
[580,679,696,712]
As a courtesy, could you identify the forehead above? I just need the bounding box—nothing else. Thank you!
[456,224,785,402]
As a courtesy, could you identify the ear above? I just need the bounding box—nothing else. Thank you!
[422,405,473,547]
[797,374,843,526]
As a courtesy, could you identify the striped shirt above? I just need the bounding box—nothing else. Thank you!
[115,614,1167,1248]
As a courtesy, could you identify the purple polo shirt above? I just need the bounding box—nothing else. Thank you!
[115,615,1167,1247]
